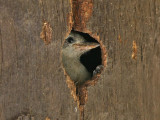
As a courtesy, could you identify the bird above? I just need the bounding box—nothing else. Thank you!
[62,30,101,86]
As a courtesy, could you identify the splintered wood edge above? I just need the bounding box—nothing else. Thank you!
[70,0,93,31]
[40,21,52,45]
[132,40,137,60]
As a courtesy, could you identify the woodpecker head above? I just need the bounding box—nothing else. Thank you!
[62,31,100,58]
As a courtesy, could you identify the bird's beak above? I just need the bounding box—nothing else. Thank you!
[73,42,100,51]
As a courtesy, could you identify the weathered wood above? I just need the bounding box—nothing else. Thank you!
[0,0,160,120]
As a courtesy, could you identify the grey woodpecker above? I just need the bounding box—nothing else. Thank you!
[62,31,101,86]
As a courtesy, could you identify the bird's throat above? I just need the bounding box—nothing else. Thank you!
[62,54,91,85]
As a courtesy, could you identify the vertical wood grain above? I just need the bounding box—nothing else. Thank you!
[0,0,160,120]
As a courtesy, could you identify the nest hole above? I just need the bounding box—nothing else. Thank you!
[62,30,104,82]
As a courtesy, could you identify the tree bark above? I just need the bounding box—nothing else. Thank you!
[0,0,160,120]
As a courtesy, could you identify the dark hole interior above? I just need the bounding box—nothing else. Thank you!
[80,47,102,77]
[71,30,102,77]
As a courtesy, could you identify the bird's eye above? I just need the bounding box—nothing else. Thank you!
[66,37,74,43]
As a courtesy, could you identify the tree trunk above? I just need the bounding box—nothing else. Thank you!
[0,0,160,120]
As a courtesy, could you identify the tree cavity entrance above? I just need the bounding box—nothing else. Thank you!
[62,30,104,86]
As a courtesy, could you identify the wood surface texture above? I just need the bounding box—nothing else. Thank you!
[0,0,160,120]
